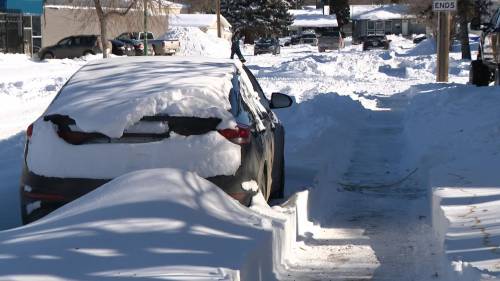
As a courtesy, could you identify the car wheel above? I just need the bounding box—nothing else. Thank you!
[41,52,54,60]
[470,60,491,86]
[270,153,285,199]
[258,166,272,201]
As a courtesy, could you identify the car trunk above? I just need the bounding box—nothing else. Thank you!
[26,114,242,180]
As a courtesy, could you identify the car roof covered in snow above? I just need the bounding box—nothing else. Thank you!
[45,56,240,138]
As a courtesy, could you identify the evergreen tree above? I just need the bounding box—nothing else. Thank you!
[222,0,293,40]
[328,0,350,27]
[286,0,305,9]
[262,0,294,36]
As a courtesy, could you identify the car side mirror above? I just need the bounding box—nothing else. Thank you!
[270,92,293,109]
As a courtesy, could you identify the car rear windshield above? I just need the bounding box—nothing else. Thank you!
[320,32,340,37]
[257,38,273,44]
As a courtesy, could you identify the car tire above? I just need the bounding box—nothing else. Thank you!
[41,52,54,60]
[470,60,491,86]
[258,166,271,201]
[270,154,285,199]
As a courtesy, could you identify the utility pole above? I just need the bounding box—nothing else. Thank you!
[217,0,221,38]
[436,11,451,82]
[144,0,149,56]
[433,0,456,82]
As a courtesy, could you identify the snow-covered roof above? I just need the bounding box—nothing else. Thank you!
[45,56,239,139]
[44,0,188,10]
[169,14,231,29]
[290,7,338,28]
[350,4,415,20]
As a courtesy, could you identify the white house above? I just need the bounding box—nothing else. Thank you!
[350,5,426,42]
[168,14,232,40]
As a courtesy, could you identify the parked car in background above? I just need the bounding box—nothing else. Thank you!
[279,36,291,47]
[110,39,135,56]
[38,35,101,60]
[115,34,145,56]
[254,38,281,55]
[413,34,427,44]
[20,57,293,224]
[470,7,500,86]
[300,33,318,46]
[118,32,180,56]
[291,34,301,45]
[317,30,345,52]
[362,35,391,51]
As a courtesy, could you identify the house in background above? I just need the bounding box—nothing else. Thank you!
[169,14,232,40]
[350,5,426,43]
[289,6,338,34]
[42,0,188,47]
[0,0,43,55]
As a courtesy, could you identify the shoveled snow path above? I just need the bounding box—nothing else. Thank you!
[279,96,448,281]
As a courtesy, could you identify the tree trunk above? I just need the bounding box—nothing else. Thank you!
[459,12,472,60]
[99,16,109,58]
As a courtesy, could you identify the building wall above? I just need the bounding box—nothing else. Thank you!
[352,18,426,42]
[42,6,184,47]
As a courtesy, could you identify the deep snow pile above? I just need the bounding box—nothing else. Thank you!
[45,56,238,138]
[161,27,231,58]
[404,84,500,279]
[0,168,302,280]
[0,54,94,139]
[0,54,96,229]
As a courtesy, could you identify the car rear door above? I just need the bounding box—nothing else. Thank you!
[239,68,277,198]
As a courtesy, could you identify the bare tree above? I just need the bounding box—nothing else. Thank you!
[46,0,173,58]
[93,0,138,58]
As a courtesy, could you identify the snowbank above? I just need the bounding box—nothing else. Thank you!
[404,84,500,279]
[0,168,308,281]
[0,54,91,139]
[161,27,231,58]
[0,54,95,229]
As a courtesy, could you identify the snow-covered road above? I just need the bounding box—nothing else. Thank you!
[1,33,500,280]
[244,38,484,280]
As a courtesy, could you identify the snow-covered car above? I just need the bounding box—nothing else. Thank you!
[362,35,391,51]
[279,36,292,47]
[20,56,293,224]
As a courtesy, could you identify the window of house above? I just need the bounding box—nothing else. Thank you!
[385,21,392,34]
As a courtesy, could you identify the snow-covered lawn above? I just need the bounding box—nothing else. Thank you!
[0,32,499,281]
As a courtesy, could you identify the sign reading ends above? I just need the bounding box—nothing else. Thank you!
[433,0,457,12]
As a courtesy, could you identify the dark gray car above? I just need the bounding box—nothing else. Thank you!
[254,38,281,55]
[39,35,102,60]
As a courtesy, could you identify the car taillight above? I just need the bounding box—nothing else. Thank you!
[218,124,251,145]
[26,123,34,140]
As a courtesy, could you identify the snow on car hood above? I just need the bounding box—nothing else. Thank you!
[45,56,239,138]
